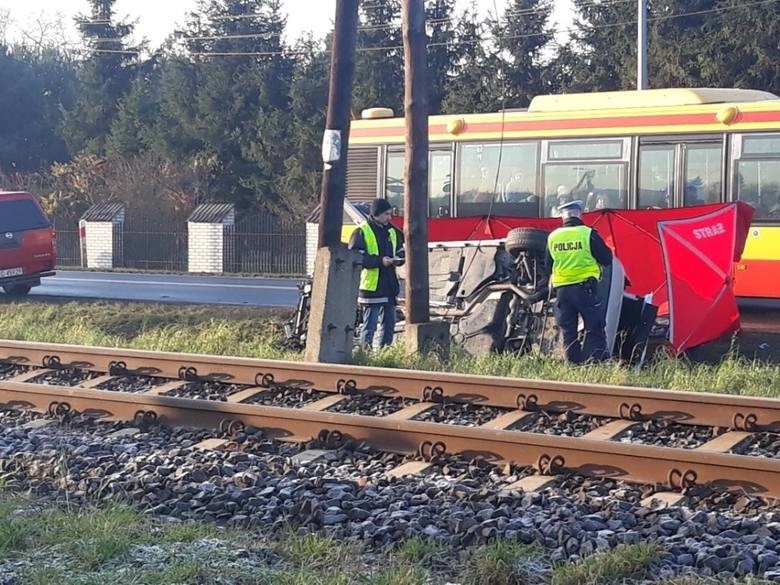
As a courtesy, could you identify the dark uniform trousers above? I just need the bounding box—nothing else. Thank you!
[554,279,608,364]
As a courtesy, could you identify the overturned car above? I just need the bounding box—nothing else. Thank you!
[287,202,754,363]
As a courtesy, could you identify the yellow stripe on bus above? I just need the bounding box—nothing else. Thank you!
[742,225,780,261]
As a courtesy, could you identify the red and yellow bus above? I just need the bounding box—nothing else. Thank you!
[345,88,780,299]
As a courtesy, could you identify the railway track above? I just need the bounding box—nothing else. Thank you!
[0,339,778,501]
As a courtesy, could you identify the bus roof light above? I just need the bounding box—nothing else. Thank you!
[361,108,395,119]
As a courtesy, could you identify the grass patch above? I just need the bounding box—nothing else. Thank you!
[367,563,431,585]
[156,519,226,544]
[1,299,779,397]
[33,504,146,570]
[551,543,662,585]
[461,540,541,585]
[22,566,69,585]
[0,299,295,360]
[3,495,774,585]
[281,531,360,572]
[397,536,447,564]
[0,498,30,558]
[657,578,776,585]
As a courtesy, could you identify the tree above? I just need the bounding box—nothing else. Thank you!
[0,47,74,171]
[442,5,502,114]
[353,0,404,115]
[562,0,637,91]
[652,0,779,91]
[59,0,139,155]
[106,60,162,157]
[278,36,330,219]
[426,0,458,115]
[494,0,555,107]
[161,0,295,210]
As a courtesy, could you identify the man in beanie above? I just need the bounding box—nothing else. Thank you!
[349,198,405,350]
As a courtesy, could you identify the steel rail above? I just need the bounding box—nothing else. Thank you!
[0,340,778,432]
[0,379,778,498]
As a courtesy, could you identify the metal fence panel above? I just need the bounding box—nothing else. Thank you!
[52,216,81,267]
[123,214,188,272]
[232,213,305,276]
[51,211,305,275]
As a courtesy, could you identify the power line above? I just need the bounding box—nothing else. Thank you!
[91,0,778,59]
[179,32,277,42]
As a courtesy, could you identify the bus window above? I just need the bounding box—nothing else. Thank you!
[543,163,627,216]
[736,160,780,220]
[385,149,452,217]
[384,151,404,215]
[734,134,780,220]
[548,140,623,160]
[684,145,723,206]
[429,151,452,217]
[638,146,674,209]
[457,142,539,217]
[743,135,780,156]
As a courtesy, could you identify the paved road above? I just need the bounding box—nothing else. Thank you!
[31,271,301,308]
[25,271,780,317]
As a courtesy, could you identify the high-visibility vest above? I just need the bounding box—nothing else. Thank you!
[359,223,398,292]
[547,225,601,287]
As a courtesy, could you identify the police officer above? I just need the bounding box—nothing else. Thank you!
[547,200,613,364]
[348,199,405,350]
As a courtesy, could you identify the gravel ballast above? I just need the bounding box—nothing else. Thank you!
[1,405,779,583]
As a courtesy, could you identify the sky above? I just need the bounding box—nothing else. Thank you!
[0,0,576,49]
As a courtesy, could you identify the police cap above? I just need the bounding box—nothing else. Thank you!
[557,199,584,213]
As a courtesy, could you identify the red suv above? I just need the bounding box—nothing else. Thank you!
[0,191,56,296]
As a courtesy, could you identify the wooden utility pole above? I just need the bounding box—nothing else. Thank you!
[401,0,450,356]
[637,0,648,90]
[318,0,360,248]
[305,0,362,364]
[402,0,430,324]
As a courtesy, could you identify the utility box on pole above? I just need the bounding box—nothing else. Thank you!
[304,0,362,364]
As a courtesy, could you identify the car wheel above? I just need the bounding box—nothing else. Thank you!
[3,284,31,297]
[505,228,549,257]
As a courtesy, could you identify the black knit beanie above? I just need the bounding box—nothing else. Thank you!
[370,198,393,217]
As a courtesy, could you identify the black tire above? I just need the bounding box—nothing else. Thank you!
[3,284,31,297]
[505,228,549,257]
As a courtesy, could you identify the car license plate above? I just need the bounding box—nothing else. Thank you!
[0,267,23,278]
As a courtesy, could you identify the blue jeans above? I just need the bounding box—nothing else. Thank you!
[360,300,396,350]
[554,281,608,364]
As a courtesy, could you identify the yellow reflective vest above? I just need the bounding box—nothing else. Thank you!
[359,222,398,292]
[547,225,601,287]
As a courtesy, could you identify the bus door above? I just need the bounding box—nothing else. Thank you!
[637,136,724,209]
[730,133,780,298]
